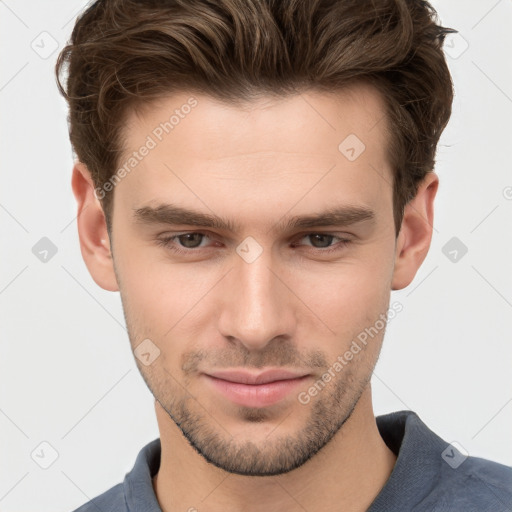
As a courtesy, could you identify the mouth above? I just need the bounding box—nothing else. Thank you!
[202,369,311,408]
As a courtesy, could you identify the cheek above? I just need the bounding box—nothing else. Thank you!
[114,239,191,329]
[288,251,393,330]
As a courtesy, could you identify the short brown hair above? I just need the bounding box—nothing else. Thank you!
[55,0,455,235]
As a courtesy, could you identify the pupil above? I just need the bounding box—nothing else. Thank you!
[311,234,332,248]
[180,233,202,248]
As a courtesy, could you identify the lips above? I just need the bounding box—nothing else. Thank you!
[207,368,309,385]
[203,368,311,408]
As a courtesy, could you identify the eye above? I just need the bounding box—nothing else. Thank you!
[156,232,213,253]
[293,233,352,253]
[156,231,352,256]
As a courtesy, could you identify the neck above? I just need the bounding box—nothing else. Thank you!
[153,385,396,512]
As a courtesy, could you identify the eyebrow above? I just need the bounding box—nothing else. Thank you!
[133,203,375,234]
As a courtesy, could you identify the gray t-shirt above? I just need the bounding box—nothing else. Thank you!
[72,410,512,511]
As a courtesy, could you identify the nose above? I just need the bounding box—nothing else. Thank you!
[217,245,297,351]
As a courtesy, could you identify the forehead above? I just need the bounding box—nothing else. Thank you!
[115,84,393,226]
[123,83,389,157]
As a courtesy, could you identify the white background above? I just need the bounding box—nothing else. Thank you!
[1,1,511,511]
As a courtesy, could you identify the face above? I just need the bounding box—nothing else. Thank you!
[109,85,398,476]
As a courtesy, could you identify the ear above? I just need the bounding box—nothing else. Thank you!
[71,162,119,292]
[391,172,439,290]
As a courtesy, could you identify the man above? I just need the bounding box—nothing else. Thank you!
[55,0,512,510]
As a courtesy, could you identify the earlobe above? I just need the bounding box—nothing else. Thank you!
[72,162,119,292]
[391,172,439,291]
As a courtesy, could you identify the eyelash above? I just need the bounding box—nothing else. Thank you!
[155,232,352,255]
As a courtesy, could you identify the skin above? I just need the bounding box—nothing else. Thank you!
[72,83,438,512]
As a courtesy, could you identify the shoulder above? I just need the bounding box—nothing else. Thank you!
[427,455,512,511]
[374,410,512,511]
[70,438,161,512]
[71,482,126,512]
